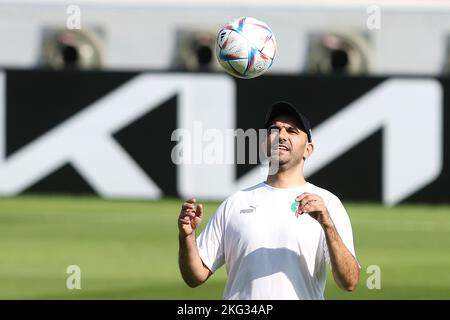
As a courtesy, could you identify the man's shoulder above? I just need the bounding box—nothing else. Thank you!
[227,182,266,201]
[213,183,265,217]
[306,182,342,204]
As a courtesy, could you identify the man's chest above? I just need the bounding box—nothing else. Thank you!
[224,198,324,253]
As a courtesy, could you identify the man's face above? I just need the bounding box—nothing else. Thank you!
[266,115,312,169]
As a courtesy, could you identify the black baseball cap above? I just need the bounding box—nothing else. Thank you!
[264,101,313,142]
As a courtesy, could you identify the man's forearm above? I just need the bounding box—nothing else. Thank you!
[178,233,210,288]
[323,223,360,291]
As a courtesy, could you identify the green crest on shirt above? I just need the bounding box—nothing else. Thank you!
[291,201,300,214]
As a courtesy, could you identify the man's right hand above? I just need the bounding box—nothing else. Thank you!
[178,198,203,237]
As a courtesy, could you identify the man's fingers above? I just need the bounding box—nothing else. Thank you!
[179,216,190,223]
[296,194,324,212]
[181,210,195,218]
[296,192,310,202]
[296,193,322,202]
[295,205,302,216]
[185,198,196,204]
[302,202,323,214]
[179,216,191,226]
[196,203,203,218]
[301,202,319,213]
[298,196,315,210]
[296,193,315,202]
[182,202,195,210]
[301,203,312,212]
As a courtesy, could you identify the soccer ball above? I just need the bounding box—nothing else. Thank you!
[215,17,277,79]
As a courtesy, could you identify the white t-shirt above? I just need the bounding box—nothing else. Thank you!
[196,181,357,300]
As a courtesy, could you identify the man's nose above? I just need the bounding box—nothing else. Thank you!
[278,127,288,140]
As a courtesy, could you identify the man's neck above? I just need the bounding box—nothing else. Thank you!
[265,165,307,189]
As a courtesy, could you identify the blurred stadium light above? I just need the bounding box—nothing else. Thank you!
[172,30,220,72]
[1,0,450,74]
[305,32,371,75]
[40,28,104,70]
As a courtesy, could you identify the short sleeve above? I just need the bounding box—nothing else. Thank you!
[196,199,228,273]
[323,195,357,265]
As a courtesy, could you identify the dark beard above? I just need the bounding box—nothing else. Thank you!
[269,153,302,172]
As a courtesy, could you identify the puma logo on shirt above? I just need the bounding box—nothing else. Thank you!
[240,205,257,214]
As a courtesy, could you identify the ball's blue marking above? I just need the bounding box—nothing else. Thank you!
[244,46,258,75]
[219,50,246,62]
[236,17,246,33]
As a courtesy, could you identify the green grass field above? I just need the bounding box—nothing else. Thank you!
[0,195,449,299]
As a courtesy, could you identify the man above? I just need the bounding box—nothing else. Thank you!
[178,101,360,300]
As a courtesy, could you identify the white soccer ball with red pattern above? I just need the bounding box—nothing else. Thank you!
[215,17,277,79]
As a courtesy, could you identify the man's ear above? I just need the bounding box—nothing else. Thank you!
[303,142,314,160]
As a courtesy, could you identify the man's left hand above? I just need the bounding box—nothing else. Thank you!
[295,193,333,228]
